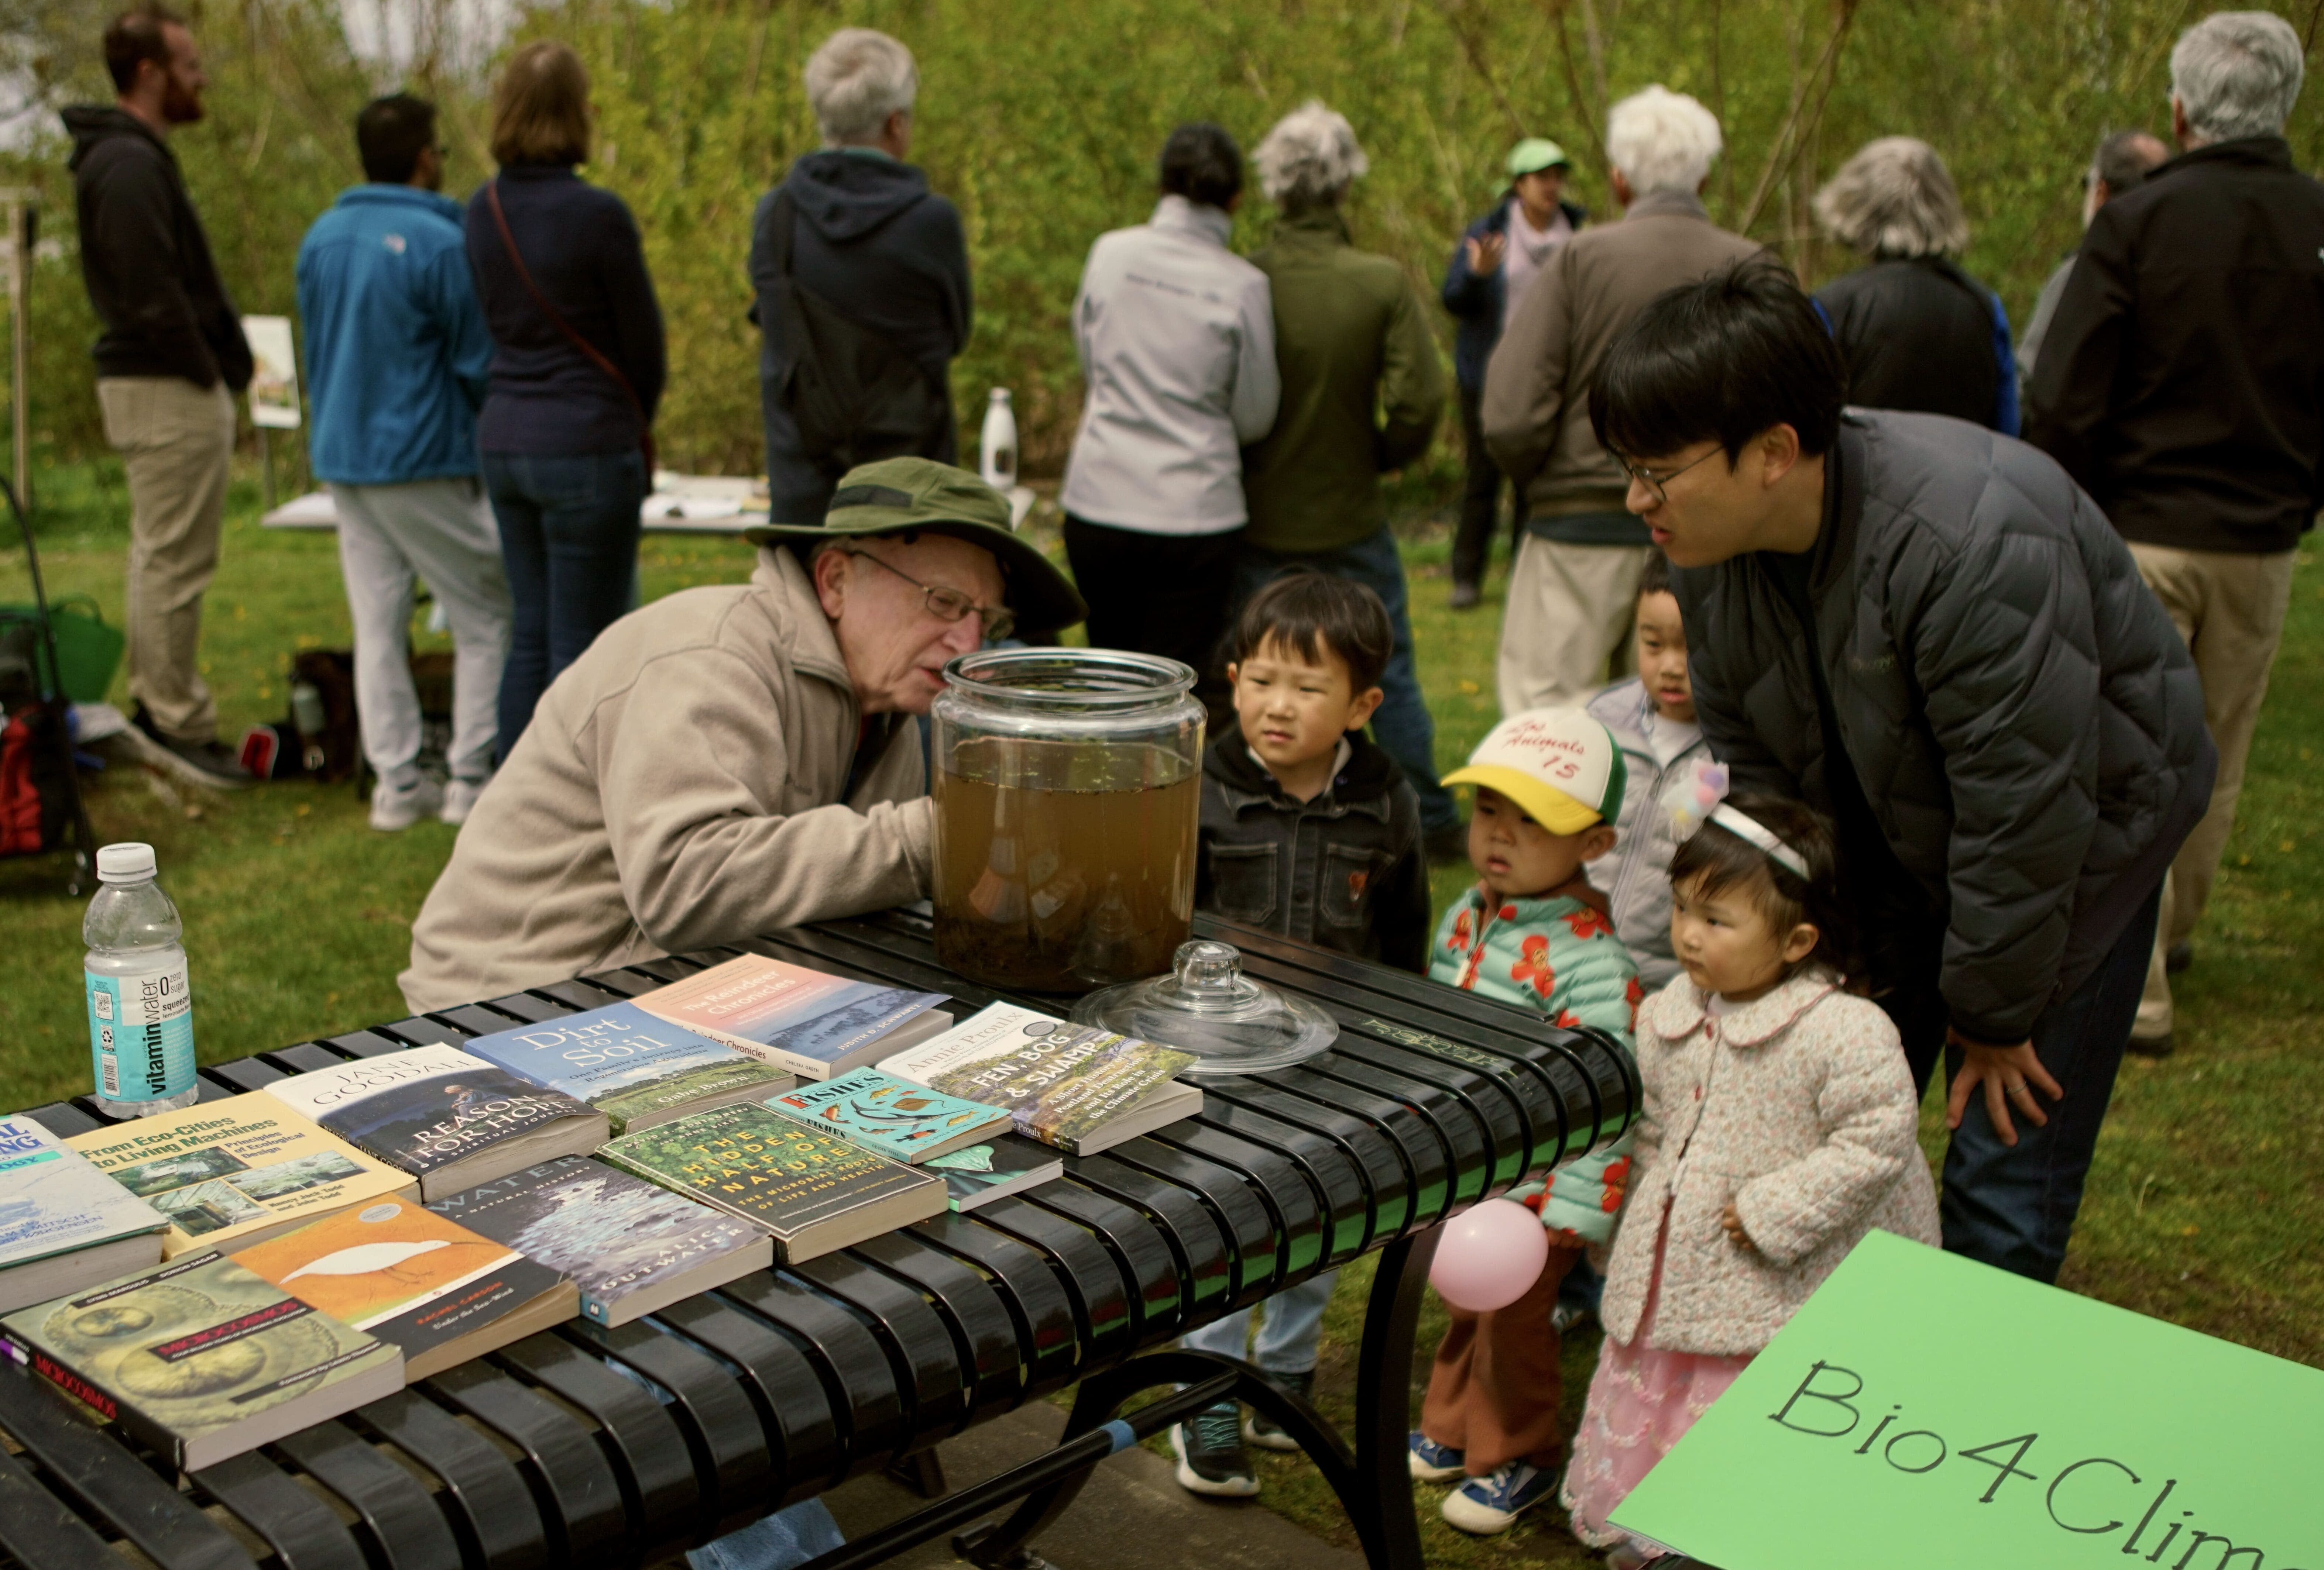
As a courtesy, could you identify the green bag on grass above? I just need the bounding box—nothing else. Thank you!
[0,595,124,704]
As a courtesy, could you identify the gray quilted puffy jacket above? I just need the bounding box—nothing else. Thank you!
[1674,410,2214,1043]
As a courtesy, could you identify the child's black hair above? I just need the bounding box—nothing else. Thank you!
[1666,793,1858,983]
[1229,571,1394,692]
[1637,545,1674,600]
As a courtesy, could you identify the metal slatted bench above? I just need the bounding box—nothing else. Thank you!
[0,909,1640,1570]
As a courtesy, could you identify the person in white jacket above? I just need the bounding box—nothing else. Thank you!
[1061,123,1278,695]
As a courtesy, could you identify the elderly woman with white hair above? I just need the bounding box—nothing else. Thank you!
[1232,100,1460,848]
[1481,85,1760,721]
[1811,137,2019,433]
[749,28,972,524]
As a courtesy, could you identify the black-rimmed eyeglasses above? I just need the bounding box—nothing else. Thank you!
[842,546,1015,642]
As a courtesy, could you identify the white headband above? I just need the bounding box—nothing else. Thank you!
[1711,804,1811,880]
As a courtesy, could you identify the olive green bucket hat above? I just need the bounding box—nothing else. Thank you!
[744,457,1087,630]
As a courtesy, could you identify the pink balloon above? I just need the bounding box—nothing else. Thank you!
[1428,1199,1551,1312]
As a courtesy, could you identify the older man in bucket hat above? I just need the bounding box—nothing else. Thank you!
[399,457,1084,1011]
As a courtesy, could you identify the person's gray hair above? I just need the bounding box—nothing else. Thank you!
[1604,86,1722,197]
[2170,10,2304,143]
[1254,100,1369,208]
[1811,136,1970,258]
[803,27,918,147]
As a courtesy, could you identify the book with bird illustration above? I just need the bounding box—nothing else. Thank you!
[765,1069,1012,1163]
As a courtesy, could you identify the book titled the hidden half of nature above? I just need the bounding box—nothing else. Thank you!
[0,1250,402,1470]
[260,1044,610,1201]
[65,1094,417,1258]
[766,1068,1012,1163]
[878,1003,1201,1157]
[599,1102,944,1264]
[428,1156,773,1327]
[630,954,952,1079]
[233,1197,577,1382]
[0,1115,170,1313]
[457,1003,794,1135]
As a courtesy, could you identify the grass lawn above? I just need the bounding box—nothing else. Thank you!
[3,459,2318,1566]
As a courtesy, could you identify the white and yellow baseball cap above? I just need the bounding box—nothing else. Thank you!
[1442,707,1627,835]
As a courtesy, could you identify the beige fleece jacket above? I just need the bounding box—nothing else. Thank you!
[399,546,931,1011]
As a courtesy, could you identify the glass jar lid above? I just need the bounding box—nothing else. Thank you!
[1070,940,1338,1078]
[941,648,1195,713]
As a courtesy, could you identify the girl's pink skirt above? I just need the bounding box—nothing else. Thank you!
[1560,1236,1754,1551]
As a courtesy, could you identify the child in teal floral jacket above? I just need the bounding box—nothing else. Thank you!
[1411,707,1642,1536]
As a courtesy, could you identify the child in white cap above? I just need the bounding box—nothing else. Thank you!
[1410,707,1641,1535]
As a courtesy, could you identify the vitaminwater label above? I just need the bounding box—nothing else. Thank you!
[85,965,195,1103]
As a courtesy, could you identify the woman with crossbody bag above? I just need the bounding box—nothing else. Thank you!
[466,40,666,756]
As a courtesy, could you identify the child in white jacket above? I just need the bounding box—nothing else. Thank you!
[1562,794,1940,1565]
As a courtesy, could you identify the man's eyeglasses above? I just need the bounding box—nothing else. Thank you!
[1615,445,1722,505]
[842,546,1015,642]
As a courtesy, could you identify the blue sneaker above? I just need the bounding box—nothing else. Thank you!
[1407,1430,1465,1482]
[1440,1461,1556,1535]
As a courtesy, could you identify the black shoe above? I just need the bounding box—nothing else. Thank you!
[1424,821,1469,863]
[1171,1401,1258,1496]
[131,704,251,790]
[1243,1369,1314,1452]
[2165,941,2193,975]
[1449,581,1482,611]
[2126,1032,2175,1059]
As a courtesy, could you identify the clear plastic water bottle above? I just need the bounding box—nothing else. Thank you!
[979,388,1018,496]
[84,843,198,1116]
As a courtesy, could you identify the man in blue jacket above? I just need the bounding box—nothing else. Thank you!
[1439,139,1585,610]
[298,94,509,832]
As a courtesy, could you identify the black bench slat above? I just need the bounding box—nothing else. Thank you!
[429,1004,525,1039]
[904,1214,1081,1397]
[481,992,577,1024]
[270,1420,464,1570]
[749,928,994,1007]
[421,1362,628,1567]
[1201,1082,1413,1246]
[1285,1053,1482,1225]
[16,1101,100,1137]
[261,1042,351,1074]
[1179,1108,1369,1266]
[842,1231,1025,1424]
[0,1442,124,1570]
[1098,1136,1282,1306]
[1239,1068,1451,1236]
[715,1270,904,1478]
[354,1388,549,1570]
[1060,1153,1236,1326]
[786,1255,967,1444]
[649,1297,842,1503]
[0,1361,258,1570]
[203,1056,288,1092]
[963,1196,1135,1364]
[491,1332,700,1565]
[190,1451,371,1570]
[1024,1183,1187,1346]
[319,1029,413,1058]
[573,970,649,999]
[1148,1122,1327,1284]
[529,978,631,1010]
[571,1320,773,1539]
[376,1017,470,1049]
[1331,1028,1532,1197]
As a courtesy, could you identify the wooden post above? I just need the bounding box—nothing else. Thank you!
[2,190,30,510]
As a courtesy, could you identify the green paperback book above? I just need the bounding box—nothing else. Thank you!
[765,1068,1012,1163]
[598,1102,945,1264]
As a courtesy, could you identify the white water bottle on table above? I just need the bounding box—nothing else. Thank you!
[84,842,198,1116]
[979,388,1018,495]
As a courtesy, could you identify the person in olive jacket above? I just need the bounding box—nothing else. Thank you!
[1236,101,1456,851]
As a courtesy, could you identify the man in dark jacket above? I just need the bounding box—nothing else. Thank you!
[750,28,972,525]
[1593,263,2213,1284]
[63,6,250,786]
[1439,139,1585,609]
[2026,10,2321,1057]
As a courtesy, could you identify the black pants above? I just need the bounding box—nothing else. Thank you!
[1451,383,1518,589]
[1061,516,1241,714]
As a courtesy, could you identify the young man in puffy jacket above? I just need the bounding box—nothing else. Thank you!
[1591,261,2213,1286]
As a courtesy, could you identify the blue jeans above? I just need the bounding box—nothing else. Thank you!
[1939,886,2161,1284]
[482,448,647,757]
[1179,1270,1339,1375]
[687,1500,844,1570]
[1233,529,1458,832]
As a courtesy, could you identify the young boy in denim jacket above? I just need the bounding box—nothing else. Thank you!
[1173,571,1429,1499]
[1411,707,1640,1536]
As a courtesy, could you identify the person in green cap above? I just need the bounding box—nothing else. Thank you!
[1440,137,1586,610]
[397,457,1084,1010]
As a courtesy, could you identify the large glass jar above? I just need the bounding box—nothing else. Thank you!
[930,649,1206,992]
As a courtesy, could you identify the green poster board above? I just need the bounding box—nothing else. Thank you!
[1612,1230,2324,1570]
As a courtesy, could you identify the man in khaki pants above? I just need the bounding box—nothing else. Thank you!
[2027,10,2321,1055]
[63,6,249,786]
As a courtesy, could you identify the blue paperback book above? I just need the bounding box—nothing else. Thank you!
[459,1004,793,1136]
[765,1068,1012,1163]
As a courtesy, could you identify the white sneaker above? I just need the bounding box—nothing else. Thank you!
[370,777,444,832]
[440,777,489,826]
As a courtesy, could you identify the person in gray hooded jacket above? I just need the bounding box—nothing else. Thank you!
[1589,262,2213,1286]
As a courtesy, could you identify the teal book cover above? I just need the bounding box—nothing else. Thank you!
[765,1070,1010,1163]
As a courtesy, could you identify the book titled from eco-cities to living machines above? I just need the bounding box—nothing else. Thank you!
[458,1003,793,1135]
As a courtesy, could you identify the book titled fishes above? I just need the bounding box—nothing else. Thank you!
[0,1116,169,1313]
[878,1003,1201,1156]
[631,954,952,1079]
[261,1044,609,1200]
[765,1069,1010,1163]
[459,1003,793,1135]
